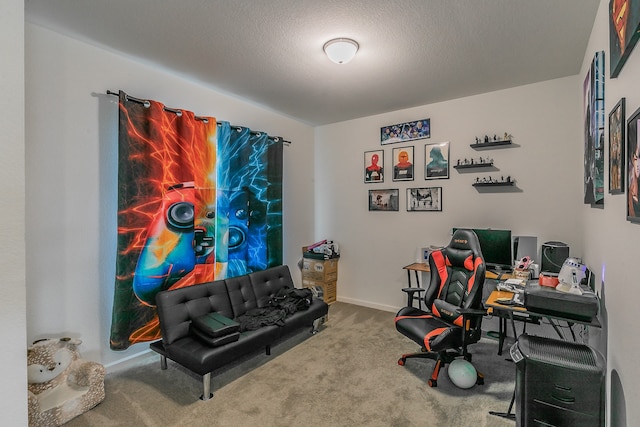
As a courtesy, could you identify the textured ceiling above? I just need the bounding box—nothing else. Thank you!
[25,0,600,126]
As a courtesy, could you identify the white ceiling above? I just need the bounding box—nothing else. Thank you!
[25,0,600,126]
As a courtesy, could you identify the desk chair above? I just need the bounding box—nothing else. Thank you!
[395,228,486,387]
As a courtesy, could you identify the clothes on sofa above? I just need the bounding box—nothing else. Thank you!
[237,307,287,331]
[268,287,313,314]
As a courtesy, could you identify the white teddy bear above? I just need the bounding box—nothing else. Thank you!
[27,337,105,426]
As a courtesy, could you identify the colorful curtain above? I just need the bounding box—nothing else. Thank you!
[110,91,283,350]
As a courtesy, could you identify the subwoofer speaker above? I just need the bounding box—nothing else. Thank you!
[541,241,569,274]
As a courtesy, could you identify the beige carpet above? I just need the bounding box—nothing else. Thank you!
[67,302,516,426]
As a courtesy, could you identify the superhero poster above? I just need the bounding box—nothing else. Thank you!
[110,91,282,350]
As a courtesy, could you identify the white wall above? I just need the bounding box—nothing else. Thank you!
[315,76,584,311]
[0,1,28,424]
[24,23,316,367]
[581,1,640,425]
[19,1,640,425]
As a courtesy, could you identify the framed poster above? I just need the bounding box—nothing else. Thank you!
[407,187,442,212]
[425,141,450,179]
[381,119,430,145]
[609,0,640,78]
[609,98,626,194]
[392,146,414,181]
[627,105,640,222]
[364,150,384,183]
[583,50,605,207]
[368,189,399,211]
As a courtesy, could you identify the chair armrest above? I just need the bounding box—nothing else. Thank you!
[401,287,426,296]
[456,308,487,318]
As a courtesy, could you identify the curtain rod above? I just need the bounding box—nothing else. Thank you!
[106,90,291,145]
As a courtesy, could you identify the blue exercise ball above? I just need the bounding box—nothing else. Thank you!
[447,359,477,389]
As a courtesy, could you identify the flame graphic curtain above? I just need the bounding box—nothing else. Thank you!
[110,91,283,350]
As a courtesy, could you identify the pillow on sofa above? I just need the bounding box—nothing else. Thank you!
[189,312,241,347]
[189,325,240,347]
[191,312,240,338]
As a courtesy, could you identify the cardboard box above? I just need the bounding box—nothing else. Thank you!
[301,257,338,282]
[303,279,337,304]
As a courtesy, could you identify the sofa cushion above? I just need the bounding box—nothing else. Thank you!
[155,280,234,345]
[225,274,258,318]
[249,265,294,307]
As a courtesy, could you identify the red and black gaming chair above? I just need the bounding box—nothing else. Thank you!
[395,228,486,387]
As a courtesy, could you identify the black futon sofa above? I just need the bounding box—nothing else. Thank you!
[149,265,329,401]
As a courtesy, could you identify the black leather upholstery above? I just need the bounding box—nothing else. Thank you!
[150,265,329,399]
[395,228,486,387]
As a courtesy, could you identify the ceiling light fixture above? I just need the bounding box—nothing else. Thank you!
[323,38,359,64]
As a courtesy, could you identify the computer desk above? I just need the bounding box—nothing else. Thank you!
[403,262,513,309]
[485,288,601,355]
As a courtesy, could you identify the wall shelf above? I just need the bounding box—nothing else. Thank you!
[470,139,512,149]
[472,181,514,187]
[454,162,494,170]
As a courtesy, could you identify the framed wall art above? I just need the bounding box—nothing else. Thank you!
[381,118,430,145]
[609,0,640,78]
[609,98,625,194]
[368,189,399,211]
[627,105,640,222]
[583,50,605,207]
[425,141,450,179]
[407,187,442,212]
[392,146,414,181]
[364,150,384,183]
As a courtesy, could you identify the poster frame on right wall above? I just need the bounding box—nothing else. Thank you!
[626,105,640,223]
[609,0,640,78]
[609,97,626,194]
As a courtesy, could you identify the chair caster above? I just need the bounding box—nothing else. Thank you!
[428,379,437,387]
[476,372,485,385]
[398,358,406,366]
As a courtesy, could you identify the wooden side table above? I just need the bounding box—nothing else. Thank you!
[402,263,430,309]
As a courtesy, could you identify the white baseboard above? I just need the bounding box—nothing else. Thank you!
[104,348,154,374]
[336,296,400,313]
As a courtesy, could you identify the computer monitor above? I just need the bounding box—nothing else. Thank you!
[453,227,512,271]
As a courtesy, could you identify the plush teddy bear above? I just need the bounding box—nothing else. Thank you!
[27,337,105,426]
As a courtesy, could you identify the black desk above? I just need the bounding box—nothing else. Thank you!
[485,289,601,354]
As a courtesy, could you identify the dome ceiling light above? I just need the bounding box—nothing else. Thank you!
[323,38,359,64]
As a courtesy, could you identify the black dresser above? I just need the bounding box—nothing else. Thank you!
[511,334,606,427]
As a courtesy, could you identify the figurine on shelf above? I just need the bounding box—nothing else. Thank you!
[457,159,461,166]
[475,177,480,183]
[475,137,480,144]
[484,135,489,143]
[506,175,512,183]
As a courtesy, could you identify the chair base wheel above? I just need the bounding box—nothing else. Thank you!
[428,379,437,387]
[398,358,405,366]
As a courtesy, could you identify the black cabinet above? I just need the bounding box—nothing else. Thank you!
[511,334,605,427]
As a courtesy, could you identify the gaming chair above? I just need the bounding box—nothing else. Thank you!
[395,228,486,387]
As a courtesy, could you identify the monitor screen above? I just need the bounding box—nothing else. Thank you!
[453,227,512,271]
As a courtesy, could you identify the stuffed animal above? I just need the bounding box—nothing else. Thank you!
[27,337,105,426]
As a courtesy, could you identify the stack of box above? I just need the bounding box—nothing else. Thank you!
[301,246,338,304]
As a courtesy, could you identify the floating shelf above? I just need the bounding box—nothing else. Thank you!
[454,162,494,170]
[472,181,514,187]
[470,140,512,149]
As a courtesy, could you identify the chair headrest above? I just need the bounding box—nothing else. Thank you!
[448,229,483,257]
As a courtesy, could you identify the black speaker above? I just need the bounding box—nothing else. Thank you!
[540,241,569,274]
[511,334,605,427]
